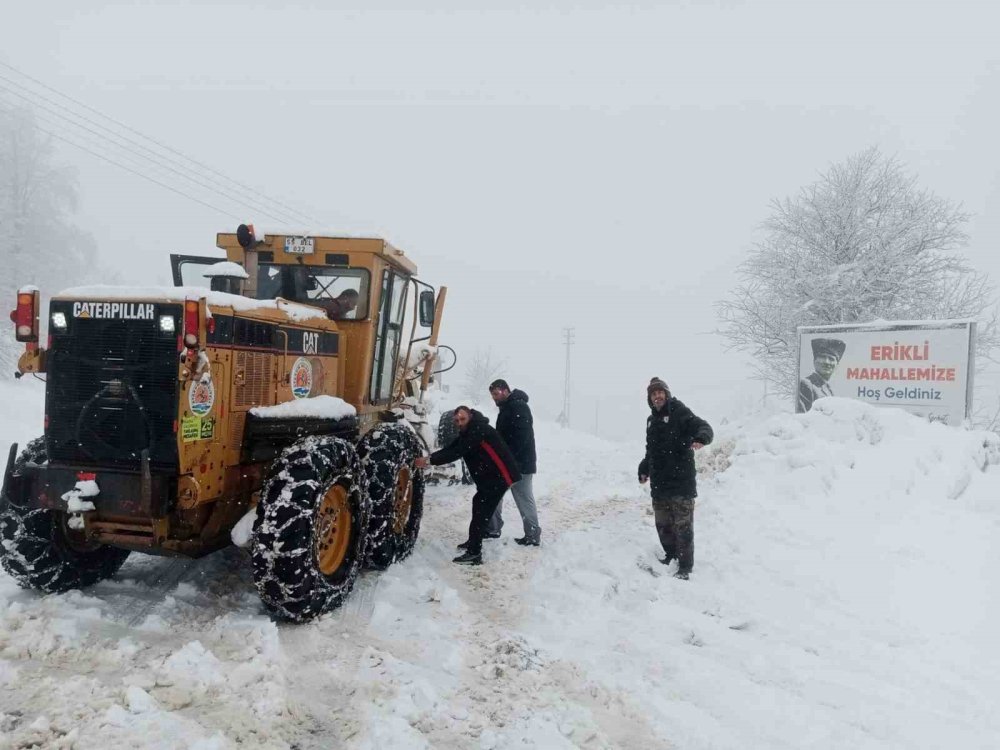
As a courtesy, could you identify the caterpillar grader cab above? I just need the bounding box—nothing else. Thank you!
[1,225,448,621]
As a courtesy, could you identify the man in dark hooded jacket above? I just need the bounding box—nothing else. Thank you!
[638,377,713,579]
[485,380,541,545]
[416,406,522,565]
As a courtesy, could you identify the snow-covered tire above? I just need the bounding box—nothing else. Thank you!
[1,436,46,510]
[0,437,130,592]
[436,411,472,486]
[358,423,425,570]
[437,410,458,448]
[251,436,370,622]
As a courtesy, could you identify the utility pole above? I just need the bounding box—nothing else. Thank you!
[558,327,575,427]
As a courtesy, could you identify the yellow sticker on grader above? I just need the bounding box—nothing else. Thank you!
[181,416,216,443]
[181,417,202,443]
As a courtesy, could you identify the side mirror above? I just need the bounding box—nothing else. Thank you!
[419,290,436,327]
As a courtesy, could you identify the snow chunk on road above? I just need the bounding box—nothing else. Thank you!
[125,685,159,714]
[249,395,357,420]
[160,641,226,689]
[230,508,257,548]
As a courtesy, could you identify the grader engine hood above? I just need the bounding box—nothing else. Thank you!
[45,297,183,468]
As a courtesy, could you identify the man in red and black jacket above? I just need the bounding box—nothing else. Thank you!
[416,406,521,565]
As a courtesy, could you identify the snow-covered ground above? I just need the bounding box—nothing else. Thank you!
[1,382,999,749]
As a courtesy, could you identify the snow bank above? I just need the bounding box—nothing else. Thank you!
[57,285,328,322]
[248,395,357,420]
[518,398,1000,749]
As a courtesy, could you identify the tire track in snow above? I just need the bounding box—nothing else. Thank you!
[414,484,672,749]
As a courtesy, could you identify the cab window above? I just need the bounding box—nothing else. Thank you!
[257,264,371,320]
[369,271,409,403]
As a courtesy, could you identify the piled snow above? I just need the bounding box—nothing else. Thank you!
[1,394,998,749]
[515,400,1000,749]
[249,395,357,420]
[803,317,976,329]
[230,509,257,548]
[201,262,249,279]
[405,342,438,369]
[57,285,328,322]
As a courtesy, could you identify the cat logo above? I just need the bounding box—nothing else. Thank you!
[303,331,319,355]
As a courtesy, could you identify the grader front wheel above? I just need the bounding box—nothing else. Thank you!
[316,484,353,576]
[358,423,425,570]
[251,436,371,622]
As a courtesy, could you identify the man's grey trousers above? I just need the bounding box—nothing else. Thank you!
[487,474,541,542]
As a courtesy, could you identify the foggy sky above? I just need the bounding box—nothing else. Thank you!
[3,0,999,439]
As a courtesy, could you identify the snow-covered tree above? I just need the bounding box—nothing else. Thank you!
[0,107,98,370]
[718,147,997,396]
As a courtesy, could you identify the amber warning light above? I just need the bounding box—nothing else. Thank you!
[10,288,40,342]
[183,299,200,349]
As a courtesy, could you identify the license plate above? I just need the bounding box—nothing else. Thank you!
[284,236,315,255]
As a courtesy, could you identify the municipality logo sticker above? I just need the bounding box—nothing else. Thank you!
[291,358,313,399]
[189,378,215,416]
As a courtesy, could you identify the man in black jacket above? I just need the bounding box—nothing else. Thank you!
[638,377,713,579]
[486,380,541,546]
[416,406,522,565]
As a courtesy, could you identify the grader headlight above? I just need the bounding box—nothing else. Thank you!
[159,314,176,334]
[51,311,68,332]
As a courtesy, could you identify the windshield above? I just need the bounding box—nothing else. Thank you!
[257,264,371,320]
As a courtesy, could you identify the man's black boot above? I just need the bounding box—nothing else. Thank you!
[452,550,483,565]
[674,569,690,580]
[659,553,676,566]
[515,537,540,547]
[457,540,470,550]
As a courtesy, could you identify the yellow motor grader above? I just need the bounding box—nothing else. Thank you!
[1,225,447,621]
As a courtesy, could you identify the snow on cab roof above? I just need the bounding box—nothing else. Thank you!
[202,261,249,279]
[244,225,387,240]
[57,285,328,322]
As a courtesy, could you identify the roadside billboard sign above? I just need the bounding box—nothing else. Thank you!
[796,320,976,425]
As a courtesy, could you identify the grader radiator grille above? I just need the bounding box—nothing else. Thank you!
[233,351,273,409]
[45,301,181,468]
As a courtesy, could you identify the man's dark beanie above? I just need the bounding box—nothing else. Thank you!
[647,377,670,397]
[489,379,510,392]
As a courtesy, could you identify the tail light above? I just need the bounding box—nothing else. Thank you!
[184,299,200,348]
[10,287,40,343]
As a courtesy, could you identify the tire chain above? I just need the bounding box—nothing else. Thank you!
[251,435,372,622]
[358,423,425,570]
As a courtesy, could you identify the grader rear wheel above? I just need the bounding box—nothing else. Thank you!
[251,436,370,622]
[0,437,130,592]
